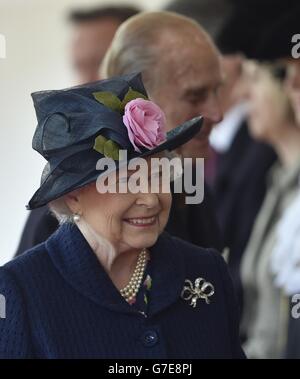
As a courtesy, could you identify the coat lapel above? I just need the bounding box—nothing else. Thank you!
[46,223,186,318]
[147,232,186,317]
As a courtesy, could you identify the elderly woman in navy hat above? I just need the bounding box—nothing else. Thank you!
[0,73,245,359]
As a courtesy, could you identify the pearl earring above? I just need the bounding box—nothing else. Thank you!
[73,213,81,222]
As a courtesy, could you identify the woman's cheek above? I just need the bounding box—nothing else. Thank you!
[164,192,172,212]
[159,193,172,229]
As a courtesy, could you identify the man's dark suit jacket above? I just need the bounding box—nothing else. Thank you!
[213,121,277,309]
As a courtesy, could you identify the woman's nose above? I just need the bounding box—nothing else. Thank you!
[136,192,160,208]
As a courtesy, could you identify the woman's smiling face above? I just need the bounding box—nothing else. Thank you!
[65,155,172,253]
[243,61,292,142]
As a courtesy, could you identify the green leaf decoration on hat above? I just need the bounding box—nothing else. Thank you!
[93,87,148,114]
[93,135,107,154]
[93,135,120,160]
[93,91,123,112]
[103,140,120,161]
[121,87,148,109]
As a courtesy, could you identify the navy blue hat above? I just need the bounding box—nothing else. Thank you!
[27,73,203,209]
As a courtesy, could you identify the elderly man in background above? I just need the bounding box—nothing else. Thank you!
[102,11,224,250]
[69,6,140,84]
[165,0,279,311]
[15,5,141,257]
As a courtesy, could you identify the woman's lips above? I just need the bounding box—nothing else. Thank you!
[123,215,158,227]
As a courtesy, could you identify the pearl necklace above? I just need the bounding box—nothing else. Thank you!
[120,248,148,304]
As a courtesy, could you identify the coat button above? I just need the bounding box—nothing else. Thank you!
[142,330,159,347]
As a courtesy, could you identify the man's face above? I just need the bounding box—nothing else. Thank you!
[71,18,120,84]
[150,36,223,159]
[218,54,244,113]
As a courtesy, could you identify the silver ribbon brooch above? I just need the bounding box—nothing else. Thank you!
[181,277,215,307]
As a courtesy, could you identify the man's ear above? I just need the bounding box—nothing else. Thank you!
[64,189,82,214]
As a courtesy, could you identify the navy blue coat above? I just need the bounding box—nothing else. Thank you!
[0,223,245,359]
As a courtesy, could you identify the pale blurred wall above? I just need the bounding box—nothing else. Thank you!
[0,0,169,265]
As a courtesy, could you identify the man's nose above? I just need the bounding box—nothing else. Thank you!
[200,92,223,124]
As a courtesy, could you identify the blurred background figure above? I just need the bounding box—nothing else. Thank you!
[69,5,140,84]
[164,0,232,42]
[173,0,300,359]
[239,2,300,358]
[279,59,300,359]
[240,60,300,358]
[208,0,283,311]
[165,0,278,312]
[102,11,224,250]
[250,4,300,358]
[15,4,141,257]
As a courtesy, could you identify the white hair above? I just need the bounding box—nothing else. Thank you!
[49,197,74,224]
[101,11,212,92]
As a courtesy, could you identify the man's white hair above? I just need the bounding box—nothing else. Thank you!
[101,11,212,91]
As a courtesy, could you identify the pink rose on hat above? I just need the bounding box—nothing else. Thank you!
[123,98,167,153]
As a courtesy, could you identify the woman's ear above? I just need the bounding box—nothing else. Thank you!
[64,189,82,215]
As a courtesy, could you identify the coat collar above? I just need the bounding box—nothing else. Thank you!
[46,223,186,318]
[268,156,300,192]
